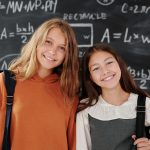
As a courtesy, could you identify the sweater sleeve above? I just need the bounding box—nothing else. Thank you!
[0,73,6,150]
[67,97,78,150]
[0,85,2,150]
[145,97,150,126]
[76,109,92,150]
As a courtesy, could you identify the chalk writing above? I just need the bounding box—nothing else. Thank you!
[70,23,93,47]
[0,0,57,14]
[63,12,107,21]
[0,22,34,43]
[128,66,150,89]
[96,0,115,6]
[16,22,34,43]
[0,54,19,70]
[0,22,92,46]
[101,28,150,44]
[121,2,150,14]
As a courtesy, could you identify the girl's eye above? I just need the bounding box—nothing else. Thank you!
[45,40,52,44]
[92,67,100,72]
[106,61,113,65]
[58,46,65,51]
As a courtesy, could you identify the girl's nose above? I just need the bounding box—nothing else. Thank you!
[49,47,56,55]
[101,67,109,75]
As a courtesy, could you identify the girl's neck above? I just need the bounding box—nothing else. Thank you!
[101,86,130,106]
[38,68,53,79]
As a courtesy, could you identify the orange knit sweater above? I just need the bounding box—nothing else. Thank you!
[0,73,78,150]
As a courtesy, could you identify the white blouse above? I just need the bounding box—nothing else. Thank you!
[76,93,150,150]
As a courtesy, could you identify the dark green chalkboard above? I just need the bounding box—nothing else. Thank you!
[0,0,150,92]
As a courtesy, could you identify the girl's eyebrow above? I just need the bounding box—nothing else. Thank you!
[46,37,53,40]
[46,37,66,46]
[104,56,113,62]
[89,63,100,70]
[89,56,114,69]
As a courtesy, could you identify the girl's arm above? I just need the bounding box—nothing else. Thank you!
[76,109,92,150]
[0,73,6,150]
[0,89,3,150]
[67,97,78,150]
[145,97,150,127]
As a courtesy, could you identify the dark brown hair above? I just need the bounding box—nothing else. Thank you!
[78,43,148,111]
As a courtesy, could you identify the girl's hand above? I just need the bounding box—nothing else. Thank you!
[132,135,150,150]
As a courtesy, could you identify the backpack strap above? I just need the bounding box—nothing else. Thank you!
[2,70,16,150]
[136,95,146,139]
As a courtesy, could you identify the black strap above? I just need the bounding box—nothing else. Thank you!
[136,95,146,139]
[2,70,16,150]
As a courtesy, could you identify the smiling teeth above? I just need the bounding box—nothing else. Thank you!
[43,54,55,61]
[103,75,114,81]
[47,57,54,61]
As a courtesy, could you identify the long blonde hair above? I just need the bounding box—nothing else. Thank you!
[9,18,79,98]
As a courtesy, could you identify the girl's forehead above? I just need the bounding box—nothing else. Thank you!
[90,51,114,60]
[88,51,116,67]
[47,28,68,40]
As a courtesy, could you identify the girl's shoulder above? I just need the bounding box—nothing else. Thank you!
[0,72,5,87]
[0,72,4,78]
[132,93,150,107]
[145,95,150,101]
[77,98,90,115]
[79,97,89,104]
[146,96,150,109]
[77,97,98,116]
[130,93,150,116]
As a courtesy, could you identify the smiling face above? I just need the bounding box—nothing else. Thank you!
[88,51,121,91]
[37,27,67,75]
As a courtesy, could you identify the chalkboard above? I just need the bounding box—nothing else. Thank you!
[0,0,150,92]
